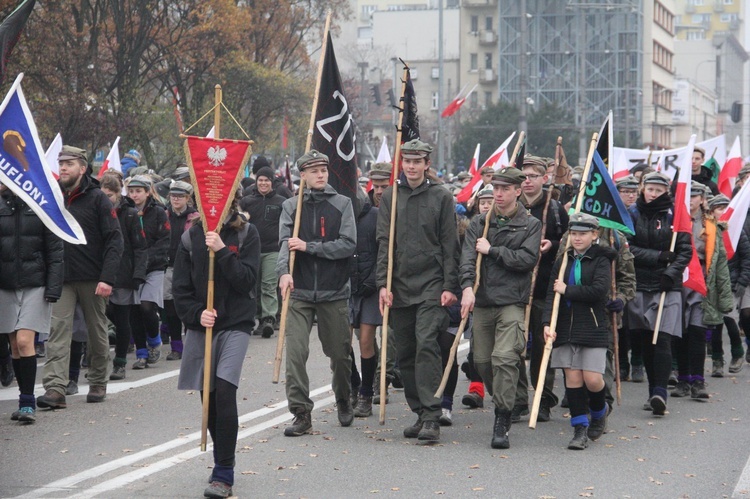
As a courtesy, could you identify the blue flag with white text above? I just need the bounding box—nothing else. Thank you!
[0,74,85,244]
[569,150,635,235]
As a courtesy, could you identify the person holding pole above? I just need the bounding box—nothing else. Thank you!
[625,172,692,416]
[543,213,617,450]
[514,156,569,423]
[173,191,260,499]
[377,139,460,443]
[460,167,542,449]
[277,150,357,437]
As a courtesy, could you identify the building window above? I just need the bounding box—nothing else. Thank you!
[431,91,439,110]
[361,5,376,21]
[431,67,439,79]
[485,53,493,70]
[653,1,674,34]
[723,0,733,4]
[485,16,493,30]
[720,13,738,23]
[687,30,706,40]
[653,41,673,72]
[653,82,672,111]
[470,92,478,110]
[484,91,492,107]
[470,53,478,71]
[470,15,478,33]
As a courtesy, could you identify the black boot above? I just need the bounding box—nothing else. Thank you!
[568,424,589,450]
[491,409,511,449]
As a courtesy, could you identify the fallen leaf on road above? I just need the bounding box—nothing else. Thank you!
[310,454,318,457]
[472,488,485,491]
[392,488,400,491]
[637,457,646,462]
[241,470,258,475]
[60,450,68,454]
[685,474,696,478]
[661,471,672,475]
[469,464,480,469]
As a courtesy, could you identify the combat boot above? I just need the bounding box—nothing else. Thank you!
[491,409,511,449]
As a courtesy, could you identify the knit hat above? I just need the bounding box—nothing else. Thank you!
[252,155,271,175]
[255,166,274,181]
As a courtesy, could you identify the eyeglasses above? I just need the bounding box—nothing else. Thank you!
[524,174,544,180]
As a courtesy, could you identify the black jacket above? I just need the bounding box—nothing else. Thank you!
[272,177,294,199]
[172,215,261,334]
[0,192,64,300]
[542,244,617,349]
[61,175,123,285]
[692,166,720,196]
[627,193,692,292]
[728,230,750,291]
[167,205,198,267]
[136,197,170,273]
[350,198,378,297]
[113,197,148,290]
[240,185,285,253]
[520,189,569,299]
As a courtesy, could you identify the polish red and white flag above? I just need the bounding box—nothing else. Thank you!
[718,136,742,198]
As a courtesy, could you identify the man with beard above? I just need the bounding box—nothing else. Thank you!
[37,146,123,409]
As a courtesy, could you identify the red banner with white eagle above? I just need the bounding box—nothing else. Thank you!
[183,136,253,232]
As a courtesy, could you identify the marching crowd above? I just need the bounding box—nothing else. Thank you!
[2,139,749,498]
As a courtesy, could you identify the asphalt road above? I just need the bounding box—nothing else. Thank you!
[2,329,750,498]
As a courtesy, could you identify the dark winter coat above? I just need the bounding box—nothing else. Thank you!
[272,176,294,199]
[240,184,285,253]
[728,230,750,291]
[135,197,170,273]
[692,166,719,196]
[172,214,260,334]
[167,205,199,267]
[61,174,123,285]
[376,175,459,307]
[276,184,356,303]
[350,197,379,297]
[520,188,569,299]
[113,197,148,290]
[627,193,692,293]
[542,244,618,349]
[0,191,64,301]
[460,203,542,307]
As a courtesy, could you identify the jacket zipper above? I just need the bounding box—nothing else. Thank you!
[312,202,318,302]
[590,308,599,328]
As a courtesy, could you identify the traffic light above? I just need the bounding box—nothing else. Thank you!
[371,84,382,106]
[731,101,742,123]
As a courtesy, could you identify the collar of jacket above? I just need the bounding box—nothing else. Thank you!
[490,201,529,228]
[635,191,673,215]
[302,183,338,202]
[396,173,432,193]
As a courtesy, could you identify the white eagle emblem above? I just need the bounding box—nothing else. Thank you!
[207,146,227,167]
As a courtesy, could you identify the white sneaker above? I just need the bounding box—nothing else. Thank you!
[439,408,453,426]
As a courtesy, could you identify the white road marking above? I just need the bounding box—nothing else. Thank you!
[15,341,470,498]
[732,452,750,497]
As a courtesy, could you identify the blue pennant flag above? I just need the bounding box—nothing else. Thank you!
[569,150,635,235]
[0,74,86,244]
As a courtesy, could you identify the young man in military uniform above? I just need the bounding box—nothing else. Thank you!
[277,150,357,436]
[460,167,542,448]
[514,155,569,422]
[377,139,459,443]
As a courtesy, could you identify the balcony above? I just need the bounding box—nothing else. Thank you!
[479,68,497,83]
[713,1,724,13]
[479,29,497,45]
[462,0,498,7]
[685,4,695,13]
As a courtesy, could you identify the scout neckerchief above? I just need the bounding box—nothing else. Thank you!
[566,246,590,307]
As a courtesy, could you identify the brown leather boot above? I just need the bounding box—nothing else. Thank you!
[86,384,107,403]
[37,389,67,409]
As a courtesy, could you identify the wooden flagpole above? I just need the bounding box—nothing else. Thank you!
[378,63,409,425]
[273,12,332,383]
[609,231,621,405]
[200,84,222,451]
[434,131,525,399]
[521,136,560,357]
[529,132,599,429]
[652,231,678,345]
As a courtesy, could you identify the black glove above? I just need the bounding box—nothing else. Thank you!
[605,298,624,313]
[657,251,677,264]
[659,275,674,292]
[736,285,747,298]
